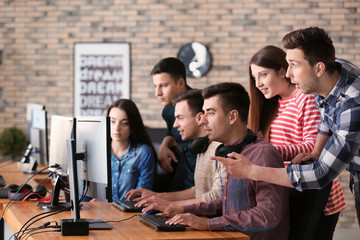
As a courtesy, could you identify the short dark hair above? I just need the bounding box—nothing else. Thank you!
[202,82,250,123]
[282,27,337,74]
[172,89,204,116]
[150,57,187,84]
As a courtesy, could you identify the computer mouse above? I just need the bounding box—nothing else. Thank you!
[143,210,161,215]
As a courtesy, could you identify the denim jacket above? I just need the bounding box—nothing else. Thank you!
[111,142,156,201]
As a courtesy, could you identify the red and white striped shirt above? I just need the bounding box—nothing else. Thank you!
[270,89,346,216]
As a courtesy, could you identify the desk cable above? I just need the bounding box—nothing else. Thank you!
[22,229,61,240]
[14,214,138,239]
[89,214,138,225]
[14,207,70,240]
[0,164,61,221]
[79,179,90,202]
[11,221,61,240]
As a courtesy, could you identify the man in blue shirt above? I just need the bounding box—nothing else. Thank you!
[151,57,196,190]
[212,27,360,226]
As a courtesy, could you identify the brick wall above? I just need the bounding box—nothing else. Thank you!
[0,0,359,228]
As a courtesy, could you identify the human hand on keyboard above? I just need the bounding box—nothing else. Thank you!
[125,187,157,202]
[135,195,171,208]
[142,202,183,218]
[166,213,209,230]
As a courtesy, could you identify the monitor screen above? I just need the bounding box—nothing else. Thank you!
[48,115,75,175]
[75,116,112,202]
[26,103,45,142]
[30,109,49,165]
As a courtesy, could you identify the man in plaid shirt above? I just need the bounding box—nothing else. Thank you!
[212,27,360,226]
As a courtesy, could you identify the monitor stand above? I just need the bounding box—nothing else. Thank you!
[19,144,33,164]
[59,218,112,232]
[64,139,112,232]
[86,219,112,230]
[38,175,71,211]
[22,157,48,174]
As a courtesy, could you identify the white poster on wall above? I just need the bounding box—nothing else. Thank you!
[74,43,130,116]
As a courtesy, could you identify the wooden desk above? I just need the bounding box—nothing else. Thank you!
[0,161,52,189]
[3,201,249,240]
[1,161,249,240]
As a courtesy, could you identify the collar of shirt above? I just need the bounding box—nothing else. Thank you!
[112,143,137,160]
[317,60,347,108]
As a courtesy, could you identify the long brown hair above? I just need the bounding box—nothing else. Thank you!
[106,99,157,160]
[248,45,291,140]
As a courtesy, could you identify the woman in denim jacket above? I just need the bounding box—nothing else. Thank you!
[106,99,157,201]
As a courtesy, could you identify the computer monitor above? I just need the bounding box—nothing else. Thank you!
[22,108,49,173]
[63,116,112,230]
[30,109,49,165]
[38,115,75,211]
[48,115,76,176]
[75,116,112,202]
[26,103,45,143]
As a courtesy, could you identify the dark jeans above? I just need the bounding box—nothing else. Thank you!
[356,195,360,227]
[288,182,332,240]
[350,171,360,227]
[314,212,340,240]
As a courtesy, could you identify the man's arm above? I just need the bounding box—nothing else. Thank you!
[158,136,178,172]
[213,108,360,191]
[288,105,360,191]
[172,196,203,206]
[211,152,294,188]
[291,133,330,164]
[209,145,289,232]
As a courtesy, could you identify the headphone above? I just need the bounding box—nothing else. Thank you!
[188,135,210,154]
[215,129,257,157]
[6,184,47,201]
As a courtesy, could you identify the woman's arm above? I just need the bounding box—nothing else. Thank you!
[273,93,321,161]
[136,145,156,190]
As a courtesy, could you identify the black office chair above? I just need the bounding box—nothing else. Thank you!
[152,145,187,192]
[146,128,187,192]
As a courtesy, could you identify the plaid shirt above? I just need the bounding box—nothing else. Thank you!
[287,58,360,191]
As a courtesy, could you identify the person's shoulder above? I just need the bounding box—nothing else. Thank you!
[199,141,221,158]
[162,104,174,116]
[132,143,154,155]
[207,141,222,151]
[336,58,360,87]
[244,133,283,167]
[162,104,175,123]
[336,58,360,73]
[244,132,273,151]
[293,89,316,106]
[162,104,174,113]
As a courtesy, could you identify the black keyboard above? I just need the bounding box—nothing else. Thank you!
[137,214,186,231]
[112,200,143,212]
[0,175,5,187]
[0,188,8,199]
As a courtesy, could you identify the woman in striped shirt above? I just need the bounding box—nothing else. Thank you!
[248,45,346,240]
